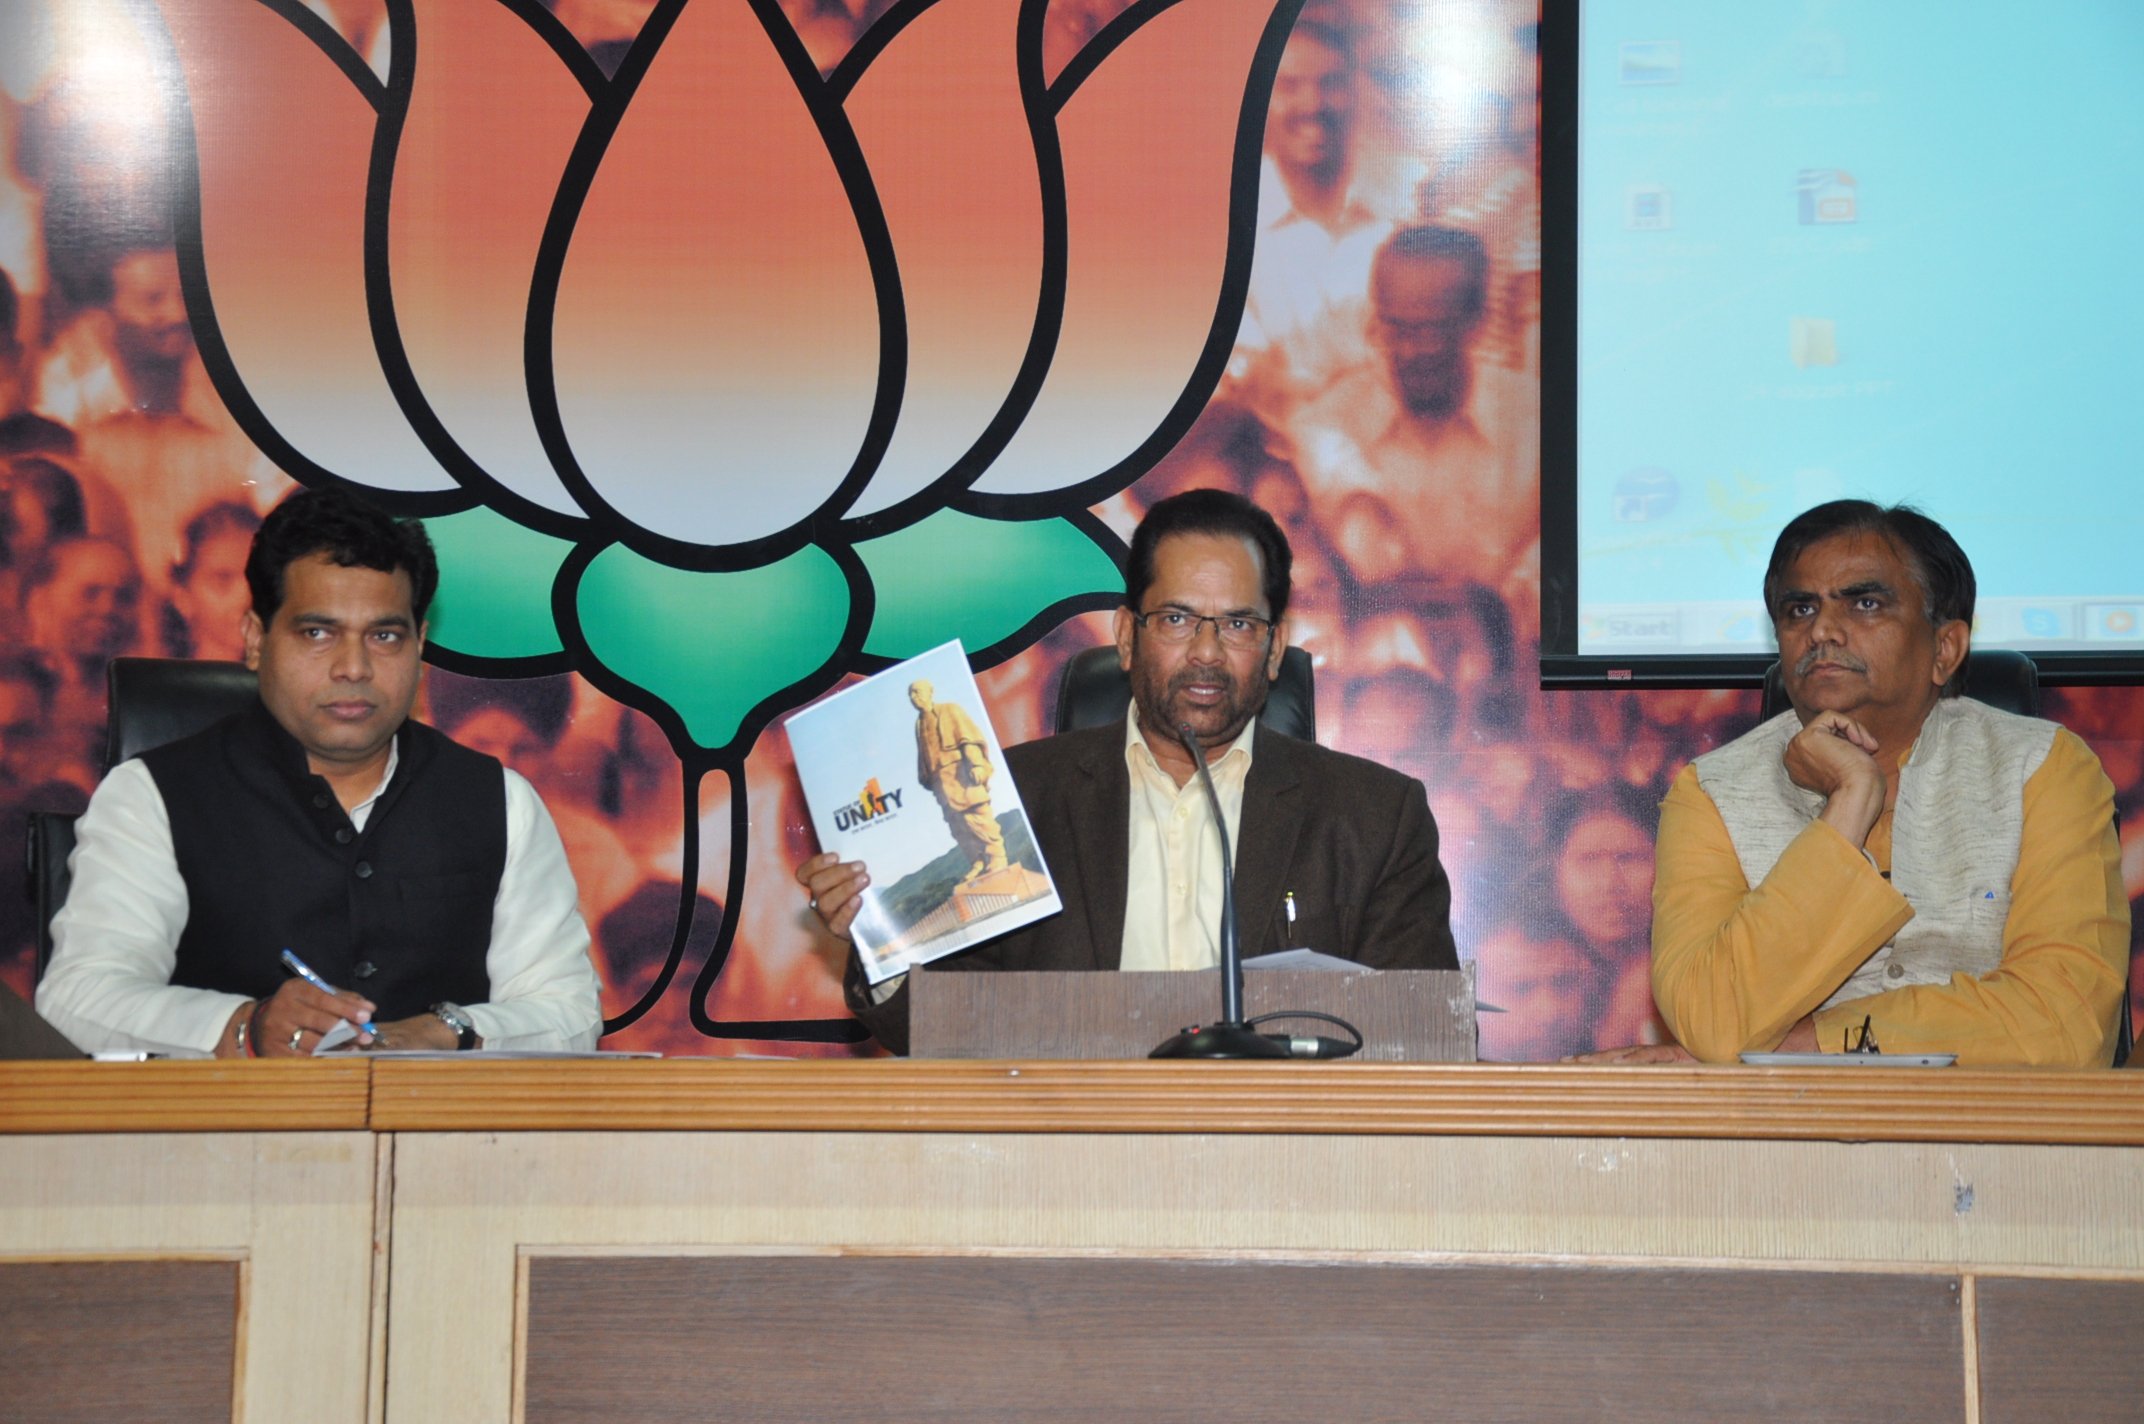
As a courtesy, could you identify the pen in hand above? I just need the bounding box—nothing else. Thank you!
[279,949,379,1035]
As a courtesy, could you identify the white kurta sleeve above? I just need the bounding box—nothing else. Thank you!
[463,769,603,1051]
[36,760,242,1055]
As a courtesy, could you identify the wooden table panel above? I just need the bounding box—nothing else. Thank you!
[368,1059,2144,1145]
[0,1058,371,1132]
[0,1260,240,1424]
[1975,1277,2144,1423]
[522,1254,1966,1424]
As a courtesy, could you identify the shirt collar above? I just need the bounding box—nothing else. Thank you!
[347,736,401,821]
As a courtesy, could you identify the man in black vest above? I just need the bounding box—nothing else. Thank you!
[36,489,602,1057]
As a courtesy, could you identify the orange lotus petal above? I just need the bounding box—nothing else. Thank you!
[388,0,593,519]
[841,0,1041,520]
[151,0,452,492]
[547,4,882,548]
[975,0,1280,498]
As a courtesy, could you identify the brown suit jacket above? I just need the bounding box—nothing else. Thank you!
[847,720,1458,1053]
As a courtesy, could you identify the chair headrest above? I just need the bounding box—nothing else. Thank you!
[103,657,262,766]
[1759,648,2039,721]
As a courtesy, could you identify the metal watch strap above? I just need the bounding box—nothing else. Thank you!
[429,1001,477,1051]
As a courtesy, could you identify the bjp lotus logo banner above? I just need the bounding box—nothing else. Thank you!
[136,0,1297,1036]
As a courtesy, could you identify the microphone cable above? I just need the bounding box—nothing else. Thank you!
[1246,1009,1363,1060]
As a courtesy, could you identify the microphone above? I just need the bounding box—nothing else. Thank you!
[1149,721,1289,1059]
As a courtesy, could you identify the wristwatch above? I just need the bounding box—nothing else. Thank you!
[429,1001,477,1051]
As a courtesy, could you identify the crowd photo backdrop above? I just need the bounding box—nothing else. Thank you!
[1,0,2137,1058]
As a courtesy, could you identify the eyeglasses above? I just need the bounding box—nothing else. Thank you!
[1131,609,1275,650]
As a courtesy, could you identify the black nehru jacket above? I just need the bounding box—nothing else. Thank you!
[141,700,506,1021]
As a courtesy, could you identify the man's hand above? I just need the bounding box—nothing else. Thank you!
[1568,1016,1818,1065]
[797,852,871,943]
[246,977,377,1057]
[1566,1042,1698,1065]
[364,1012,466,1052]
[1770,1015,1820,1053]
[1783,711,1886,845]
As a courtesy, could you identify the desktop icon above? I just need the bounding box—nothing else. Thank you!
[1612,467,1679,523]
[1619,40,1681,86]
[2019,607,2067,640]
[1789,317,1839,369]
[1796,169,1858,224]
[1794,30,1849,79]
[1626,185,1673,230]
[2084,604,2143,639]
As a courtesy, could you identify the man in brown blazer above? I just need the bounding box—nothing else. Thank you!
[800,489,1458,1054]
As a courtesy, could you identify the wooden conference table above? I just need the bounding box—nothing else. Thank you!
[5,1058,2143,1423]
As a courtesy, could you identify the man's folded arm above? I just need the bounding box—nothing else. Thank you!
[34,761,238,1056]
[467,770,604,1052]
[1650,764,1911,1063]
[1804,729,2128,1067]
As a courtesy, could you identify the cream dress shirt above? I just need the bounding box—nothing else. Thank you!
[1119,705,1258,972]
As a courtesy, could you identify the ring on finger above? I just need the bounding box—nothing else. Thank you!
[288,1027,305,1053]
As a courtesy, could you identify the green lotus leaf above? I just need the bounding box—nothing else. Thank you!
[423,506,573,660]
[857,510,1120,660]
[574,543,851,752]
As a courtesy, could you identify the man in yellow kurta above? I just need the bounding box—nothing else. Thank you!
[1648,501,2128,1067]
[911,679,1007,883]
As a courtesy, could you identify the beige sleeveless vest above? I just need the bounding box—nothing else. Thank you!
[1691,698,2056,1009]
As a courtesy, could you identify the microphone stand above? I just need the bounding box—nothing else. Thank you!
[1150,722,1288,1059]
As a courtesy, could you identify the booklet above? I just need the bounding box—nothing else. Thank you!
[785,641,1063,985]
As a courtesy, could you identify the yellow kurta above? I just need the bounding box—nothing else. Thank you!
[1651,728,2129,1066]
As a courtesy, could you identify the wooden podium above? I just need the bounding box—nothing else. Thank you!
[908,964,1477,1060]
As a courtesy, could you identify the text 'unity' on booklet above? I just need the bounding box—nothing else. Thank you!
[785,641,1062,986]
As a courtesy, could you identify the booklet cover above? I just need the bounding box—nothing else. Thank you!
[785,641,1062,985]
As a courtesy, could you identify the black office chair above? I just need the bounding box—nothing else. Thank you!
[1759,647,2040,720]
[26,658,258,981]
[1053,644,1317,741]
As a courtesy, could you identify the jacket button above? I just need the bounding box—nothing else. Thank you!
[352,960,377,979]
[334,828,353,845]
[1886,963,1905,979]
[312,794,331,809]
[354,861,373,880]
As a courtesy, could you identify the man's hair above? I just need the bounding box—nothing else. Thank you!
[427,672,573,748]
[1287,17,1355,63]
[172,500,261,585]
[0,414,79,460]
[246,486,439,625]
[19,534,135,602]
[0,267,18,357]
[1125,488,1293,623]
[4,456,89,542]
[1762,499,1976,693]
[0,651,56,711]
[1375,224,1491,323]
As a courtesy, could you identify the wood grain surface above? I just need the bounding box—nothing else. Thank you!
[364,1058,2144,1144]
[521,1254,1967,1424]
[0,1259,239,1423]
[0,1058,370,1132]
[1975,1277,2144,1423]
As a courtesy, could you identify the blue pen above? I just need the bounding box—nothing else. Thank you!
[280,949,378,1034]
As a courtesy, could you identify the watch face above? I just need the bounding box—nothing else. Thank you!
[431,1002,474,1047]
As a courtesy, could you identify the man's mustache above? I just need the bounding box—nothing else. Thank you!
[1168,667,1238,698]
[1795,647,1867,676]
